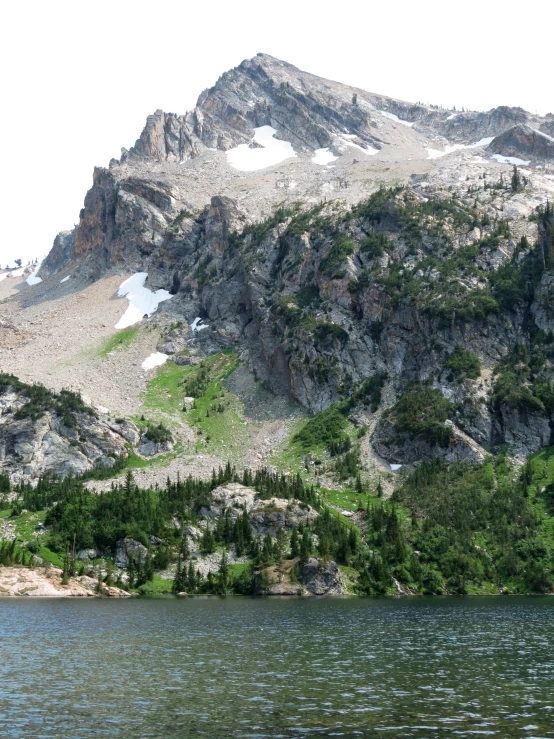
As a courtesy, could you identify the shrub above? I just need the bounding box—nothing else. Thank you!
[144,423,173,444]
[314,322,349,344]
[386,383,454,447]
[321,233,356,277]
[294,404,348,451]
[445,347,481,381]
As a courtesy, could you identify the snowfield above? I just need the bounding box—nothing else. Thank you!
[380,111,414,127]
[312,148,338,166]
[340,135,378,156]
[141,352,169,370]
[427,137,494,159]
[115,273,173,329]
[226,126,297,171]
[26,264,42,286]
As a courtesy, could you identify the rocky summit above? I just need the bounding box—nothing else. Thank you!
[1,54,554,597]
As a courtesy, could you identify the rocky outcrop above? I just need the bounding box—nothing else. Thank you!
[0,379,138,482]
[301,557,344,595]
[0,566,130,597]
[487,124,554,162]
[199,483,318,535]
[114,538,148,568]
[40,231,75,278]
[255,557,345,595]
[372,417,487,466]
[136,436,173,457]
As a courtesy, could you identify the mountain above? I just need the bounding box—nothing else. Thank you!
[1,54,554,596]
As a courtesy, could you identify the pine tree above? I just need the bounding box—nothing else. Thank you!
[290,527,300,558]
[300,530,312,562]
[172,555,185,594]
[217,549,229,594]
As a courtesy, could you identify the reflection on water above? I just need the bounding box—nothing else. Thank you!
[0,596,553,738]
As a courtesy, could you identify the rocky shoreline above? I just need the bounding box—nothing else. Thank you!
[0,566,130,597]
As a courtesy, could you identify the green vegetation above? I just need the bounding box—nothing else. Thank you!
[98,327,139,357]
[492,343,554,415]
[445,347,481,381]
[320,233,356,278]
[293,404,348,452]
[143,422,172,444]
[383,383,454,448]
[0,374,94,428]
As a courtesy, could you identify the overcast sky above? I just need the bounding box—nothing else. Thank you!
[1,0,552,267]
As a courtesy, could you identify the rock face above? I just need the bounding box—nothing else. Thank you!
[114,538,148,568]
[487,124,554,163]
[136,436,173,457]
[255,557,345,596]
[301,558,345,596]
[22,53,554,467]
[200,483,318,535]
[0,380,139,483]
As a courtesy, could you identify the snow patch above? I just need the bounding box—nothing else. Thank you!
[226,126,296,171]
[26,264,42,286]
[446,113,457,121]
[115,273,173,329]
[339,135,378,156]
[0,274,7,283]
[491,154,531,166]
[10,267,25,277]
[312,148,337,166]
[190,317,208,332]
[545,174,554,180]
[142,352,169,370]
[427,137,494,159]
[60,276,71,283]
[390,464,403,471]
[380,111,414,127]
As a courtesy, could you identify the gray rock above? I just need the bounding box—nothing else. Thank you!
[0,386,136,484]
[76,549,99,561]
[301,558,345,596]
[114,538,148,568]
[137,436,173,457]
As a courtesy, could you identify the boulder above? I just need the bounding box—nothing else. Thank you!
[76,549,99,561]
[114,538,148,568]
[301,558,345,595]
[137,436,173,457]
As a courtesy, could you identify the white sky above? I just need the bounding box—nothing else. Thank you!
[1,0,552,267]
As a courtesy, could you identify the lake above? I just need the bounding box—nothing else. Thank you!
[0,596,553,738]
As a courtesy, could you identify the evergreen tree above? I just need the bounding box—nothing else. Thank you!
[300,530,312,562]
[290,527,300,558]
[217,549,229,594]
[172,555,185,594]
[201,525,215,554]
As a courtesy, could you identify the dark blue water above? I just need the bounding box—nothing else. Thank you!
[0,596,553,738]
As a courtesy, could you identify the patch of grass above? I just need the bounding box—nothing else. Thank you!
[136,574,174,595]
[12,510,46,541]
[185,354,249,459]
[127,443,184,470]
[142,360,191,415]
[38,547,64,568]
[98,327,139,358]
